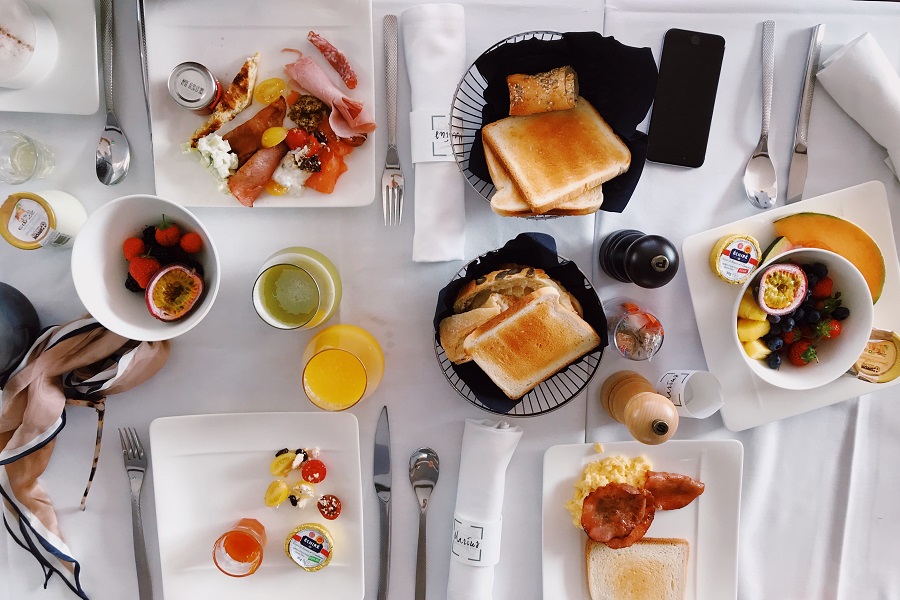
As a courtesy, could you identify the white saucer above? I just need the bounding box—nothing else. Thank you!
[0,0,99,115]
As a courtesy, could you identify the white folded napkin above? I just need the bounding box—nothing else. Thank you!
[447,419,523,600]
[817,32,900,180]
[401,3,467,262]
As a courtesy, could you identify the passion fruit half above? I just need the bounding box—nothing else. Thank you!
[757,262,807,316]
[145,264,204,321]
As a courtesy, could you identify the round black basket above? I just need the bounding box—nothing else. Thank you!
[433,236,605,417]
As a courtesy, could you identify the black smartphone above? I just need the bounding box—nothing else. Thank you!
[646,29,725,168]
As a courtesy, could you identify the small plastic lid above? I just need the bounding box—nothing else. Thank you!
[167,62,218,109]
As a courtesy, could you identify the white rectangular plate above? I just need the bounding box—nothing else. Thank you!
[0,0,99,114]
[683,181,900,431]
[144,0,377,207]
[150,412,364,599]
[542,440,743,600]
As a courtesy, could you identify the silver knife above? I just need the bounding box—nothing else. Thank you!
[136,0,152,141]
[786,24,825,204]
[374,406,392,600]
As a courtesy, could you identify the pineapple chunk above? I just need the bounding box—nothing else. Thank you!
[736,318,770,342]
[743,338,771,360]
[737,290,768,321]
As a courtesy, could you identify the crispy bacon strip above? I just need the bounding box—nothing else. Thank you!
[604,499,655,549]
[284,53,376,139]
[307,30,358,90]
[645,471,706,511]
[581,483,647,543]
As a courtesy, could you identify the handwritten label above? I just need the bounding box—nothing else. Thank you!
[451,515,501,566]
[410,110,454,163]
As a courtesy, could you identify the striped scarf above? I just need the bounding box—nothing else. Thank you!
[0,317,169,599]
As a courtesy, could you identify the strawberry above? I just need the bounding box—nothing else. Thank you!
[781,329,797,345]
[810,276,833,300]
[128,256,161,289]
[817,318,842,340]
[154,215,181,247]
[787,340,818,367]
[179,231,203,254]
[122,237,146,260]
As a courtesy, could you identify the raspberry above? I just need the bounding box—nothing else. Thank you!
[154,215,181,247]
[128,256,161,289]
[122,237,146,261]
[179,231,203,254]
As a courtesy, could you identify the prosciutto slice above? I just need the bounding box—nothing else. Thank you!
[284,54,376,138]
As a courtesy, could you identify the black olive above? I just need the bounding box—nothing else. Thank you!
[275,448,290,457]
[288,495,298,507]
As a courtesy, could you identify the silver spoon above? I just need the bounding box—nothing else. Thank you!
[409,447,439,600]
[96,0,131,185]
[743,20,777,209]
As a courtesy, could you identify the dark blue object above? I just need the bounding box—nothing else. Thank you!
[0,282,40,383]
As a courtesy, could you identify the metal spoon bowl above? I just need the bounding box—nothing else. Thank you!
[409,447,439,600]
[744,20,777,209]
[96,0,130,185]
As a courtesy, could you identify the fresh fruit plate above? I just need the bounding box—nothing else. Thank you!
[683,181,900,431]
[150,412,364,599]
[542,441,743,600]
[144,0,376,207]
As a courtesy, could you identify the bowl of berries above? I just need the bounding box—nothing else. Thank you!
[71,194,220,341]
[732,248,873,390]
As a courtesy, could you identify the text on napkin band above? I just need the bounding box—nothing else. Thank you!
[451,515,502,566]
[410,110,457,163]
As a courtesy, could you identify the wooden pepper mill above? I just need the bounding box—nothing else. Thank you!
[600,370,679,445]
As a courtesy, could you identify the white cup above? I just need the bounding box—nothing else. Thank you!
[655,370,723,419]
[0,0,59,89]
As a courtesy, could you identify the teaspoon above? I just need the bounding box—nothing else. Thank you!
[409,447,439,600]
[743,20,777,209]
[96,0,131,185]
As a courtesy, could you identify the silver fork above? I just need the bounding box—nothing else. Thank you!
[119,428,152,600]
[382,15,404,226]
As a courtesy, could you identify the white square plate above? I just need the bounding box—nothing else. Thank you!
[0,0,99,114]
[150,412,364,599]
[682,181,900,431]
[144,0,377,207]
[542,440,743,600]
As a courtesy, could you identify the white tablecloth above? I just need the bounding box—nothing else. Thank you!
[2,0,899,599]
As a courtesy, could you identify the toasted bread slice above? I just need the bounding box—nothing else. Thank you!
[439,302,504,364]
[463,287,600,399]
[485,143,604,216]
[190,53,260,147]
[586,538,689,600]
[482,97,629,214]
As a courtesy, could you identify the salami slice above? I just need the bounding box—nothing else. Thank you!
[645,471,706,511]
[580,483,647,543]
[307,30,358,90]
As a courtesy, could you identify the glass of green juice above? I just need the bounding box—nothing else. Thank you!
[252,247,342,330]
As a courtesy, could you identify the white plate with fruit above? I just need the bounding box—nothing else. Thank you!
[683,181,900,431]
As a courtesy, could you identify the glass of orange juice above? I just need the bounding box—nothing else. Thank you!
[253,247,342,330]
[212,518,266,577]
[301,324,385,411]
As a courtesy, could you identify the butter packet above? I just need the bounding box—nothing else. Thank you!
[849,329,900,383]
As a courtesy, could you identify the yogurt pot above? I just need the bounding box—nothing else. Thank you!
[0,0,59,89]
[0,191,87,250]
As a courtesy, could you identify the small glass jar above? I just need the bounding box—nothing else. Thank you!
[212,518,266,577]
[167,62,222,114]
[0,190,86,250]
[604,297,665,361]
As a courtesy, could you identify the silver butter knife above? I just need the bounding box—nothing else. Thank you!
[374,406,392,600]
[786,24,825,204]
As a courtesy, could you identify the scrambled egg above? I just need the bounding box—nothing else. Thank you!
[564,450,652,528]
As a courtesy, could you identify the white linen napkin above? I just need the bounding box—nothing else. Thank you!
[401,3,467,262]
[817,33,900,179]
[447,419,523,600]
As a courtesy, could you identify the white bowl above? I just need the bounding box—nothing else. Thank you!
[0,0,59,89]
[732,248,873,390]
[71,195,220,342]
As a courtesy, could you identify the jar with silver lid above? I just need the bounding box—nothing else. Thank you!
[167,62,222,114]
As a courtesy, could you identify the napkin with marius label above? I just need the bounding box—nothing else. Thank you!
[817,32,900,180]
[401,3,467,262]
[447,418,523,600]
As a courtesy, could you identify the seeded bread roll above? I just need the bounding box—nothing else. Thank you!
[452,265,582,316]
[507,66,578,116]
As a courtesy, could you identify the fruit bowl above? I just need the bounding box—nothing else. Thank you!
[71,194,220,342]
[732,248,873,390]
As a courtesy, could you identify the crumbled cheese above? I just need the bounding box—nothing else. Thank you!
[272,146,314,195]
[196,134,238,181]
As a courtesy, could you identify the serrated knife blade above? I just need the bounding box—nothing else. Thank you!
[374,406,391,600]
[787,24,825,204]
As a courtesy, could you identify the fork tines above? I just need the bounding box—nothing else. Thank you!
[118,427,146,465]
[383,169,404,226]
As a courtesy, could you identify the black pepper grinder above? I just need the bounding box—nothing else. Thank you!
[599,229,680,288]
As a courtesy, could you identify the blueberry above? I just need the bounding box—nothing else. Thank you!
[767,353,782,370]
[782,317,796,332]
[767,314,782,323]
[766,337,784,352]
[832,306,850,321]
[807,310,821,323]
[769,322,782,335]
[811,262,828,278]
[806,273,820,288]
[793,308,805,322]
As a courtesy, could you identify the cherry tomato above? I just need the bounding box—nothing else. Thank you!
[265,180,289,196]
[254,77,286,105]
[285,128,309,150]
[317,494,342,520]
[301,459,327,483]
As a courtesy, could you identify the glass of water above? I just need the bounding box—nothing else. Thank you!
[0,130,54,184]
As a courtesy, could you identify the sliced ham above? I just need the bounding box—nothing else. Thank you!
[227,142,289,207]
[284,54,376,138]
[223,97,287,167]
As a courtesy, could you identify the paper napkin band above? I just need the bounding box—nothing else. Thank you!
[451,515,502,567]
[410,109,454,163]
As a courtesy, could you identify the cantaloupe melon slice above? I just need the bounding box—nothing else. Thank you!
[772,212,885,303]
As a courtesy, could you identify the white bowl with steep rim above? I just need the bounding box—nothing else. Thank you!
[72,194,220,341]
[732,248,873,390]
